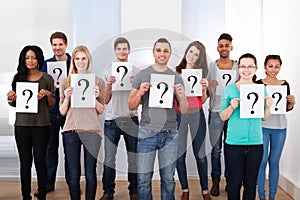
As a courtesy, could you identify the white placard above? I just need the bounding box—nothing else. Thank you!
[240,84,264,118]
[149,74,175,108]
[16,82,39,113]
[182,69,202,96]
[216,70,237,95]
[111,62,132,91]
[71,74,95,108]
[267,85,287,114]
[47,61,67,87]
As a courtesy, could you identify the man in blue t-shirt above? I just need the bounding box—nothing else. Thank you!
[34,31,71,197]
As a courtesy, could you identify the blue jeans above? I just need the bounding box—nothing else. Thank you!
[257,128,286,199]
[208,111,228,179]
[176,109,209,191]
[46,113,66,187]
[63,131,101,200]
[102,118,138,195]
[137,128,179,200]
[225,144,263,200]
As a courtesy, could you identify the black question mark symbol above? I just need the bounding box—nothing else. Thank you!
[78,79,89,101]
[53,68,63,85]
[222,73,232,86]
[157,82,168,104]
[116,66,128,87]
[22,89,33,109]
[272,92,282,111]
[247,92,259,114]
[187,75,197,93]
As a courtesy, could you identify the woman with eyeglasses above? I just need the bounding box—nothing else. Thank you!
[219,53,273,200]
[256,55,295,200]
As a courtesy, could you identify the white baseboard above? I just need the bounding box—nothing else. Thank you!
[279,174,300,200]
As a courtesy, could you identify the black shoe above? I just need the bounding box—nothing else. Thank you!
[99,194,114,200]
[34,185,55,197]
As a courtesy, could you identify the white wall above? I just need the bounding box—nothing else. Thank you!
[0,0,71,180]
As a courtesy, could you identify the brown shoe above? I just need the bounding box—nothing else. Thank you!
[99,194,114,200]
[130,194,139,200]
[210,177,220,196]
[34,185,55,197]
[181,191,189,200]
[202,193,212,200]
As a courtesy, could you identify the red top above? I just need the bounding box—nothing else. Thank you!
[174,96,202,111]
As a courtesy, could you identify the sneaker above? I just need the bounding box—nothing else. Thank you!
[99,194,114,200]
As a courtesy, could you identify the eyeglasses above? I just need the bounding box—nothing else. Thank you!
[238,65,256,70]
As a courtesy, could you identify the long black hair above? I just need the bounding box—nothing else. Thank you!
[12,45,44,90]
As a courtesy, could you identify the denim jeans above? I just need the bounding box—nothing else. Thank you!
[63,131,101,200]
[176,109,209,191]
[257,128,286,199]
[137,128,179,200]
[102,118,138,195]
[208,111,228,179]
[46,113,66,187]
[225,143,263,200]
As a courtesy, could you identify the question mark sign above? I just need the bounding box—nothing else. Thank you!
[78,79,89,101]
[22,89,33,109]
[53,68,62,85]
[247,92,259,114]
[116,66,128,87]
[157,82,168,104]
[187,75,197,93]
[222,74,232,86]
[272,92,282,111]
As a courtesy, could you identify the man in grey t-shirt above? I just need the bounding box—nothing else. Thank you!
[128,38,188,200]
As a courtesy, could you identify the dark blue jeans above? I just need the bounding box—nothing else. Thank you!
[102,118,138,196]
[225,143,263,200]
[208,111,228,179]
[63,131,101,200]
[46,113,66,187]
[176,109,209,191]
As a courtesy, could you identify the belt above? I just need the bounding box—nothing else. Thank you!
[177,108,200,114]
[115,116,138,122]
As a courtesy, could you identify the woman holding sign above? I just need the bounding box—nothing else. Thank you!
[220,53,273,200]
[174,41,211,200]
[59,45,105,200]
[7,45,55,200]
[256,55,295,200]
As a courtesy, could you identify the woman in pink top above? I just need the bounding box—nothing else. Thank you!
[174,41,211,200]
[59,45,105,200]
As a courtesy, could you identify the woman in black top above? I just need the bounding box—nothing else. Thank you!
[7,45,55,200]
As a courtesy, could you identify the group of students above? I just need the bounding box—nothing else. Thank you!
[6,31,295,200]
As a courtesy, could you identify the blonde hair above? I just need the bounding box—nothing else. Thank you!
[65,45,93,88]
